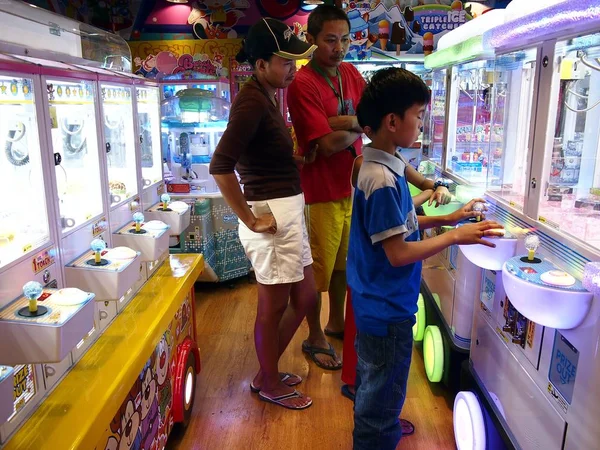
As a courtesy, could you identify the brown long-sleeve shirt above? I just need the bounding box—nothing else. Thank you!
[209,79,302,201]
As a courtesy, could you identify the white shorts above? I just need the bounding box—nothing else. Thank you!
[239,193,313,285]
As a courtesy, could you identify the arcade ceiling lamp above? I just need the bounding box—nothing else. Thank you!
[166,0,188,3]
[302,0,325,11]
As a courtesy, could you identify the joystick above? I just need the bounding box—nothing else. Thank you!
[87,239,109,266]
[131,212,147,234]
[522,234,541,263]
[19,281,48,317]
[161,193,172,212]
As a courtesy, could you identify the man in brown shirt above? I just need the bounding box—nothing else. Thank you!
[209,18,317,410]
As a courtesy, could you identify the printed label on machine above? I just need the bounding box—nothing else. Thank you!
[449,245,458,270]
[549,331,578,405]
[32,249,55,274]
[12,364,36,419]
[481,270,496,313]
[92,217,108,237]
[547,382,569,413]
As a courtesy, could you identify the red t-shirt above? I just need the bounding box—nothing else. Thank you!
[287,62,366,204]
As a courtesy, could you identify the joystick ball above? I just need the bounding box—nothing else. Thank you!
[473,202,484,222]
[524,234,540,261]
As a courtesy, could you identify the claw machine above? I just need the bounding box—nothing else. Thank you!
[0,54,58,440]
[413,10,508,392]
[136,80,164,197]
[0,2,204,448]
[0,50,98,443]
[161,72,230,102]
[351,56,430,169]
[36,59,144,363]
[420,65,448,176]
[91,68,169,298]
[160,88,251,282]
[451,2,600,449]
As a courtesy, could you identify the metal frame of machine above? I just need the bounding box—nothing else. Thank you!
[0,2,200,447]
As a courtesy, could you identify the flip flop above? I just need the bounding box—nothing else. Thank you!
[250,372,303,393]
[324,329,345,340]
[302,340,342,371]
[258,389,313,410]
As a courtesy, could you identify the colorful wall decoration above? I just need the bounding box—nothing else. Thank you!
[129,39,243,79]
[129,0,334,41]
[342,0,473,60]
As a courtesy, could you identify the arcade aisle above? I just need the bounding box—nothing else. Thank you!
[167,280,455,450]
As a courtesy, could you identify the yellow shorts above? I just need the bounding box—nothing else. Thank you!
[306,197,352,292]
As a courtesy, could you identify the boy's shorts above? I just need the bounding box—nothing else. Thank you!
[239,193,313,285]
[306,196,352,292]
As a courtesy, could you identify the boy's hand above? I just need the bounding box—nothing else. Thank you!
[428,186,452,207]
[451,220,504,248]
[446,198,488,225]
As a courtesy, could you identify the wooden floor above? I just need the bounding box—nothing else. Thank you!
[167,278,456,450]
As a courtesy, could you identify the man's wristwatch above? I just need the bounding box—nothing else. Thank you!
[433,178,450,190]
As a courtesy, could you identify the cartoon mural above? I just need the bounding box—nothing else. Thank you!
[347,10,373,60]
[129,39,242,80]
[342,0,472,60]
[99,296,194,450]
[188,1,250,39]
[128,1,311,42]
[140,360,159,450]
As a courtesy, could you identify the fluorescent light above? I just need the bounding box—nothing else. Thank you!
[167,0,188,3]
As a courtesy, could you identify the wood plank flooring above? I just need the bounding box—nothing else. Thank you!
[167,278,456,450]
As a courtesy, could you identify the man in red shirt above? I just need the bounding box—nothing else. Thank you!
[287,5,365,369]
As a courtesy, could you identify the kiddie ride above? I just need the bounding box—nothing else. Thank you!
[0,2,201,449]
[422,1,600,449]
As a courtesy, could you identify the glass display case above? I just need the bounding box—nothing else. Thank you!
[445,60,496,185]
[100,83,137,206]
[47,78,103,232]
[351,59,430,167]
[161,73,230,102]
[407,62,432,168]
[161,89,230,193]
[422,69,448,168]
[486,48,537,211]
[136,86,162,189]
[538,32,600,249]
[0,74,50,269]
